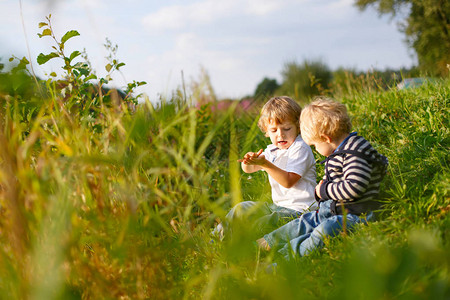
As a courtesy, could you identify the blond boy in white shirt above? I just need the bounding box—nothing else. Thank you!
[214,96,316,239]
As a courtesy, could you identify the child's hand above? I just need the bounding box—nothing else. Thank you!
[238,149,265,165]
[315,180,323,198]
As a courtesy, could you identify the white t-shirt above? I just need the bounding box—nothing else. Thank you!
[262,135,317,212]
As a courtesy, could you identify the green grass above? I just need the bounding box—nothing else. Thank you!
[0,23,449,299]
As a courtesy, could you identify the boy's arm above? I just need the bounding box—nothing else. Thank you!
[317,155,372,201]
[260,160,301,188]
[263,142,311,188]
[241,162,262,173]
[238,150,301,187]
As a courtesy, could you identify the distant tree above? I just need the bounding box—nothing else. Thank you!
[330,67,359,95]
[354,0,450,76]
[330,66,419,96]
[253,77,280,101]
[276,59,332,102]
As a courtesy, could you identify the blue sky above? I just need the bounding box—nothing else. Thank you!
[0,0,415,101]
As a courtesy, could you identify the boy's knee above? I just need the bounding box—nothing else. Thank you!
[297,220,342,256]
[226,201,255,219]
[315,217,343,237]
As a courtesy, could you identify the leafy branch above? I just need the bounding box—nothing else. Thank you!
[36,15,93,83]
[33,15,147,121]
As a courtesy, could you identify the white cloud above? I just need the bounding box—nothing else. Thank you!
[141,1,234,32]
[141,5,187,31]
[243,0,282,16]
[140,29,256,99]
[80,0,104,9]
[146,32,245,77]
[141,0,288,33]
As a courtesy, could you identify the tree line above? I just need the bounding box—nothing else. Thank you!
[253,0,449,102]
[252,59,418,102]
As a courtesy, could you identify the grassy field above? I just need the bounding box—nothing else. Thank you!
[0,23,449,299]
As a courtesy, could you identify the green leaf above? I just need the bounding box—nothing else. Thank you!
[60,30,80,45]
[38,22,48,28]
[69,50,81,62]
[37,52,59,65]
[79,67,90,76]
[74,62,90,76]
[116,62,125,69]
[38,28,52,38]
[105,63,112,72]
[85,74,97,81]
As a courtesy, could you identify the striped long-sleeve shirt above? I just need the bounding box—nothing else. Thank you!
[318,133,388,215]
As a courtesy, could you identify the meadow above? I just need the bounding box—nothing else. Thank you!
[0,20,449,299]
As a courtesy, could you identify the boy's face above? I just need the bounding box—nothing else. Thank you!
[309,139,335,157]
[266,120,299,150]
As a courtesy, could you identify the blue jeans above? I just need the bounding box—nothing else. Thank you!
[264,200,374,258]
[224,201,302,237]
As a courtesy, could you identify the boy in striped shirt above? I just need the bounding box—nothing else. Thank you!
[257,97,388,258]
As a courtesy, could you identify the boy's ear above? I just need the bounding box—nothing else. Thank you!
[320,134,332,143]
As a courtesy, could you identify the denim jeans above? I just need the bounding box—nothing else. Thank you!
[223,201,302,237]
[263,200,374,258]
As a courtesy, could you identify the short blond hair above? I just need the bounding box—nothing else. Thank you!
[300,97,351,144]
[258,96,302,133]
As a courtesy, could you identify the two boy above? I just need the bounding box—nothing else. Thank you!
[257,97,388,257]
[220,95,388,259]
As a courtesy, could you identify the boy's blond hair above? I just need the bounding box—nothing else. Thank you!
[300,97,351,144]
[257,96,302,134]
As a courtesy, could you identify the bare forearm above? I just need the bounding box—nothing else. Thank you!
[237,150,300,187]
[241,162,261,173]
[261,160,301,188]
